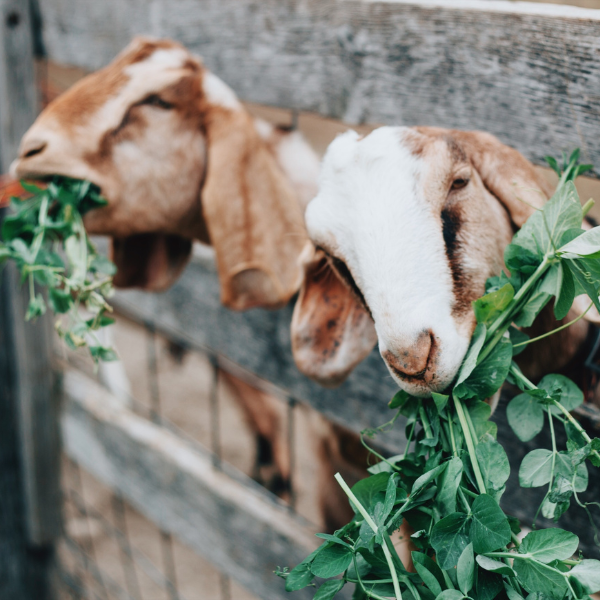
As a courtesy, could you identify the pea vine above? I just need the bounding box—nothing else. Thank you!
[0,177,117,362]
[278,151,600,600]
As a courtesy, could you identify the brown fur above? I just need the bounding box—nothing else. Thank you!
[14,37,307,308]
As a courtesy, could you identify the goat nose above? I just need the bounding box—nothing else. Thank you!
[382,331,433,378]
[20,139,47,159]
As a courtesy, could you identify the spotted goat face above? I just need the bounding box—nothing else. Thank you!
[291,126,559,395]
[12,37,309,309]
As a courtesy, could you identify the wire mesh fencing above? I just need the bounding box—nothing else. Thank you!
[56,310,310,600]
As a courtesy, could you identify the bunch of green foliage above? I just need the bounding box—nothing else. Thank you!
[278,151,600,600]
[0,177,117,362]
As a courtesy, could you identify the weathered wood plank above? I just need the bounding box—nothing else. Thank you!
[61,368,319,600]
[110,247,407,451]
[39,0,600,171]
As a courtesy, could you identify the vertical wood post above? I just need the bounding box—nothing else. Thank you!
[0,0,61,598]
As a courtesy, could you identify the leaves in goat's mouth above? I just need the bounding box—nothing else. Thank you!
[278,149,600,600]
[0,175,117,362]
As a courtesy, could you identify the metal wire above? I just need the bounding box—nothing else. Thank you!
[111,494,143,600]
[145,324,181,600]
[58,316,303,600]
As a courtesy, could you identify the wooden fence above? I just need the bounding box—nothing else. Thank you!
[3,0,600,598]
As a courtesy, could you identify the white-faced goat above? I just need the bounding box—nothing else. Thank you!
[292,126,600,404]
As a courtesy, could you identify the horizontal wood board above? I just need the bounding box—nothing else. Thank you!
[61,368,319,600]
[110,250,408,450]
[110,252,600,558]
[40,0,600,171]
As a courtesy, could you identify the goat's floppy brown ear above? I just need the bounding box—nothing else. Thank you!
[448,130,555,226]
[199,99,307,311]
[291,248,378,387]
[111,233,192,292]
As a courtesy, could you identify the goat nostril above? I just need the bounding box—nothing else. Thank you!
[21,141,47,159]
[382,332,433,379]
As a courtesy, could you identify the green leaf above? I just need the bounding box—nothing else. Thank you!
[315,534,354,549]
[48,287,73,314]
[381,474,397,524]
[507,393,544,442]
[537,374,583,413]
[25,293,46,321]
[519,529,579,563]
[554,452,588,493]
[473,284,514,325]
[467,401,497,441]
[555,262,575,320]
[568,259,600,313]
[435,591,465,600]
[456,323,486,385]
[476,439,510,493]
[476,569,504,600]
[412,552,443,597]
[389,390,420,417]
[311,545,353,578]
[90,253,117,275]
[568,559,600,594]
[455,337,512,400]
[435,457,463,517]
[512,180,583,259]
[476,555,516,577]
[558,226,600,259]
[504,582,525,600]
[314,579,345,600]
[457,543,474,595]
[513,559,568,600]
[513,289,551,328]
[469,494,511,554]
[432,392,449,414]
[285,562,315,591]
[350,473,390,514]
[519,449,553,488]
[505,244,541,275]
[410,463,448,498]
[430,512,470,569]
[89,346,118,362]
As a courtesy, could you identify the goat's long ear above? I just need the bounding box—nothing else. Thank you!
[449,130,554,227]
[199,98,307,310]
[111,234,192,292]
[291,247,378,387]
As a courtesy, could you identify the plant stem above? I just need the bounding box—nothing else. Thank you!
[403,421,416,459]
[335,473,402,600]
[447,417,458,457]
[487,255,552,338]
[582,198,595,217]
[512,303,593,348]
[463,407,480,447]
[454,396,487,495]
[419,407,433,439]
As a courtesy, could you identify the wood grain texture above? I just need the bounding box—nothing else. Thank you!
[109,248,407,451]
[39,0,600,171]
[62,368,318,600]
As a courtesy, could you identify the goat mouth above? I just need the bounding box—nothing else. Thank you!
[386,362,428,383]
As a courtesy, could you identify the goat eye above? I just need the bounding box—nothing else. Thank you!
[451,178,469,190]
[140,94,174,110]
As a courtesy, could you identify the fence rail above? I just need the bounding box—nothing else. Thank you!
[62,368,317,600]
[40,0,600,173]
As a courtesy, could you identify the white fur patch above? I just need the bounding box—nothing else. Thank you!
[305,127,470,395]
[274,130,320,212]
[202,71,241,110]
